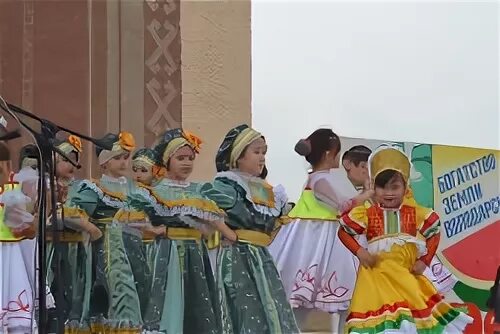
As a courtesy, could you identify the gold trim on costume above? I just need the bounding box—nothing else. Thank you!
[167,227,202,240]
[63,206,89,219]
[46,231,84,243]
[88,323,141,334]
[229,128,262,168]
[206,231,221,249]
[249,179,275,208]
[90,218,114,224]
[113,209,148,223]
[235,229,271,247]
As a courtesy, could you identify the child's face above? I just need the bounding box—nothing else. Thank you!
[374,174,406,208]
[237,137,267,177]
[103,153,130,178]
[344,160,369,186]
[56,152,77,181]
[133,164,153,185]
[168,145,195,181]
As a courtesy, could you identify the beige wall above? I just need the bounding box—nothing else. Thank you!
[0,0,251,181]
[180,0,252,181]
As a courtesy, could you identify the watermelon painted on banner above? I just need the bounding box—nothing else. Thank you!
[339,137,500,311]
[432,145,499,309]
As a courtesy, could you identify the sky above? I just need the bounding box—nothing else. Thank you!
[252,0,499,201]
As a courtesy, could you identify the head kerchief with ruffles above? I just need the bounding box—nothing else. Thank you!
[133,147,165,179]
[215,124,263,172]
[55,135,83,162]
[154,128,202,167]
[96,132,136,165]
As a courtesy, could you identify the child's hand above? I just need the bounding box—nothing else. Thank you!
[363,179,372,191]
[362,189,375,201]
[411,260,427,275]
[88,224,103,241]
[144,224,167,237]
[225,230,238,243]
[82,221,103,241]
[361,180,375,201]
[356,248,377,268]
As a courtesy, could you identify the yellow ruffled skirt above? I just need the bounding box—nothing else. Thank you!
[346,243,472,333]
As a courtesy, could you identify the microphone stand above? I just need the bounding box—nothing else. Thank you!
[0,100,112,334]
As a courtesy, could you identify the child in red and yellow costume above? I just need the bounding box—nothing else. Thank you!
[338,148,472,333]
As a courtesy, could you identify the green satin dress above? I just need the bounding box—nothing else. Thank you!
[64,175,150,332]
[127,179,225,334]
[201,171,299,334]
[46,180,93,331]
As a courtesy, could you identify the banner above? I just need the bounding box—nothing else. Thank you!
[339,137,499,312]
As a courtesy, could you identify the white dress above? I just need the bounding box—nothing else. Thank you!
[0,239,38,333]
[0,169,54,333]
[269,171,359,313]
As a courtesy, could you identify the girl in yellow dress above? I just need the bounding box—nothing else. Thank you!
[338,147,472,333]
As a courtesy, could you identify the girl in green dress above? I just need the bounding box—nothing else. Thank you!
[64,131,148,333]
[127,128,236,334]
[131,147,165,295]
[132,148,165,187]
[46,135,102,332]
[201,124,299,333]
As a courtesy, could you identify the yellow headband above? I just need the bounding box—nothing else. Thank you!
[229,128,262,169]
[98,146,126,165]
[133,156,156,169]
[369,148,411,184]
[162,137,190,164]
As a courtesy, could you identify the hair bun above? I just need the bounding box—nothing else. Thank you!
[295,139,311,156]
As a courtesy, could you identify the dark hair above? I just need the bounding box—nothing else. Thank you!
[374,169,405,188]
[0,142,9,161]
[295,129,341,167]
[342,145,372,166]
[260,165,268,179]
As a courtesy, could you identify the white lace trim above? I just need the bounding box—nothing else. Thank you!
[216,171,288,217]
[79,180,124,209]
[134,187,223,222]
[367,234,428,258]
